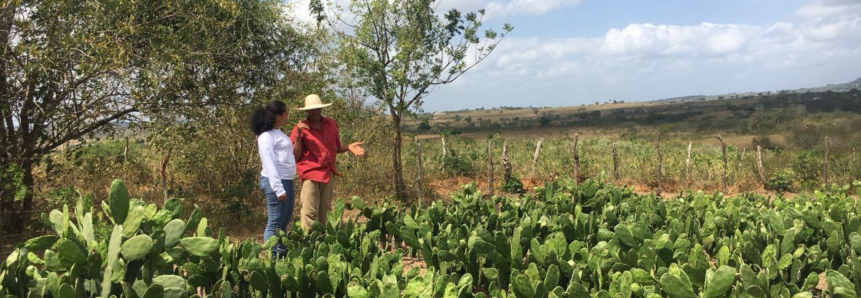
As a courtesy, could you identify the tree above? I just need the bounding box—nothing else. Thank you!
[316,0,512,199]
[464,116,473,124]
[0,0,312,232]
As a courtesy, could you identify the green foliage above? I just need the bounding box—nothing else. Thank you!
[442,150,475,176]
[418,119,432,131]
[753,135,779,151]
[793,151,823,188]
[9,170,861,298]
[0,164,28,205]
[2,0,321,233]
[330,0,512,195]
[540,115,552,126]
[768,169,796,193]
[500,176,524,194]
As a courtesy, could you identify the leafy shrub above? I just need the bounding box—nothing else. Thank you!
[500,176,524,194]
[443,128,462,136]
[0,165,27,203]
[442,149,475,175]
[417,119,432,130]
[753,135,779,150]
[0,165,29,233]
[793,150,823,188]
[767,169,795,193]
[214,169,258,217]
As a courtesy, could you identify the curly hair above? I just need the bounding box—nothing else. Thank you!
[250,101,288,135]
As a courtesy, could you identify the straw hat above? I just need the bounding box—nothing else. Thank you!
[298,94,332,111]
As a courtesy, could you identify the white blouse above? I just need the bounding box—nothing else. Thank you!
[257,129,297,196]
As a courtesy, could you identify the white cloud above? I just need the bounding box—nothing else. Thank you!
[796,0,861,18]
[800,14,861,41]
[597,23,761,57]
[485,0,584,18]
[470,2,861,82]
[283,0,316,25]
[414,2,861,111]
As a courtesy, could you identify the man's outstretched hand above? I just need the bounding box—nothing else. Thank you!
[348,142,365,156]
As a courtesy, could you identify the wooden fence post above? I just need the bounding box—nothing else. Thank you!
[686,142,692,187]
[160,152,171,203]
[716,135,727,194]
[823,136,830,185]
[656,133,662,196]
[439,136,448,170]
[612,142,619,180]
[502,141,512,184]
[572,134,580,185]
[123,137,129,165]
[487,139,494,197]
[530,138,544,178]
[416,137,423,204]
[756,145,767,189]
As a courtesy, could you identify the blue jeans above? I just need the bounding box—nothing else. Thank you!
[259,177,294,254]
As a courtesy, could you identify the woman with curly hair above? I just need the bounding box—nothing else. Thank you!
[250,101,295,257]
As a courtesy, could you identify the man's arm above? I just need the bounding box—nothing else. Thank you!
[332,120,365,155]
[291,122,308,160]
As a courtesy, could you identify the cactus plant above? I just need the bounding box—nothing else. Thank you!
[5,178,861,298]
[109,179,130,224]
[121,235,153,261]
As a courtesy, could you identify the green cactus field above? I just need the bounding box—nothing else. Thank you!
[3,178,861,297]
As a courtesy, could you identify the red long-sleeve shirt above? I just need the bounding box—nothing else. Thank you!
[289,117,342,183]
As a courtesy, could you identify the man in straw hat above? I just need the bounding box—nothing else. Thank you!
[290,94,365,231]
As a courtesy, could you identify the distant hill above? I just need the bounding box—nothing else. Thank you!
[652,76,861,103]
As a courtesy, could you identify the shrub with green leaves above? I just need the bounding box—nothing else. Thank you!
[500,176,524,194]
[442,150,475,176]
[768,169,796,193]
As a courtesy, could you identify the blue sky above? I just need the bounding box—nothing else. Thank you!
[290,0,861,112]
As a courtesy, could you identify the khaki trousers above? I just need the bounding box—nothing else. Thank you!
[299,178,335,231]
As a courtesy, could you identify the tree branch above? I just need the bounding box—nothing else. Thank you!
[41,107,138,153]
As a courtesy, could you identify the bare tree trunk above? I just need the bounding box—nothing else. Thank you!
[502,141,512,183]
[161,152,171,203]
[572,134,580,185]
[686,142,692,188]
[530,138,544,178]
[487,139,494,198]
[612,142,619,180]
[656,133,662,196]
[415,137,423,205]
[756,146,767,189]
[716,135,727,194]
[823,136,830,185]
[392,114,406,199]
